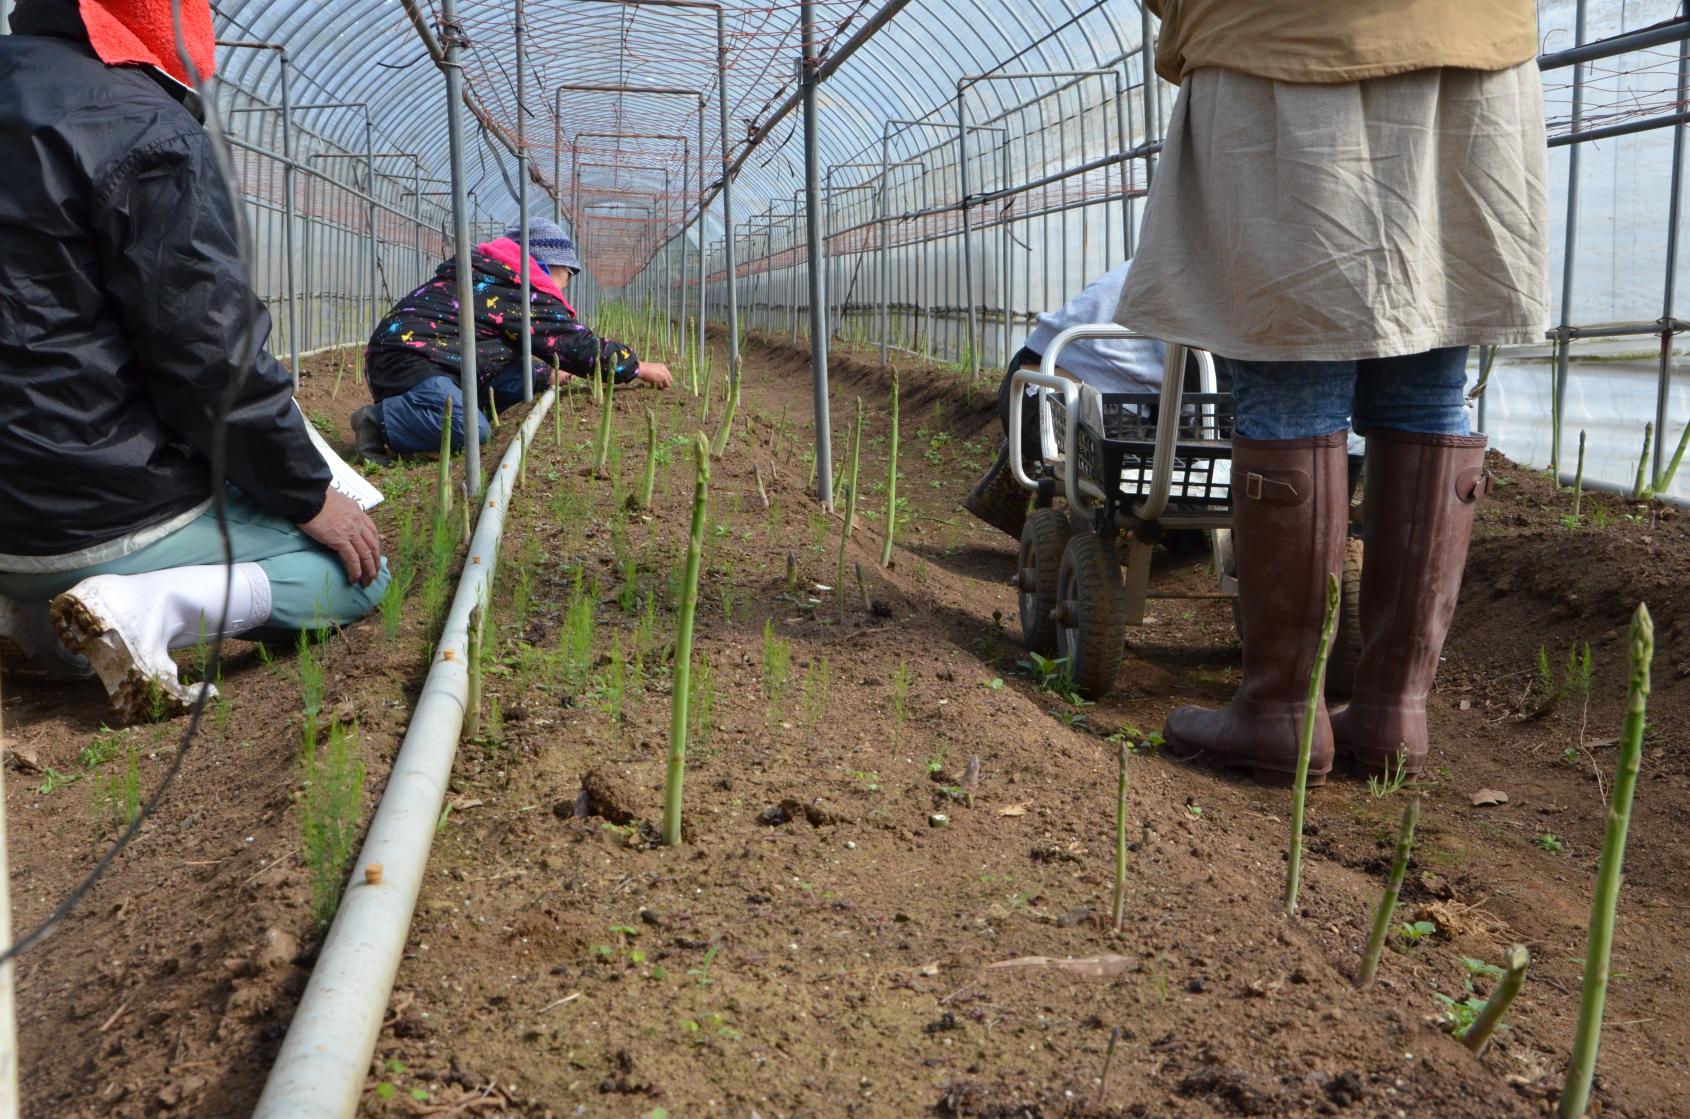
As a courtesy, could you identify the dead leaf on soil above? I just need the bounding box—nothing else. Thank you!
[985,954,1135,978]
[916,961,940,977]
[449,797,485,812]
[997,803,1028,817]
[1470,788,1510,807]
[4,745,41,774]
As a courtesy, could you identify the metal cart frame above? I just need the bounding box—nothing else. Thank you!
[1006,324,1238,698]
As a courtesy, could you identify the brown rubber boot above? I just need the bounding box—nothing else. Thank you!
[1332,431,1488,777]
[1164,431,1349,784]
[965,443,1029,540]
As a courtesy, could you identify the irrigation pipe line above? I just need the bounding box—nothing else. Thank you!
[253,388,555,1119]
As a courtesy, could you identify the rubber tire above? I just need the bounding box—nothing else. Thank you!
[1324,537,1365,701]
[1055,531,1128,700]
[1017,508,1070,656]
[1225,534,1363,702]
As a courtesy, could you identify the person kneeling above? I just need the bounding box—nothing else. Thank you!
[351,219,673,464]
[0,0,388,722]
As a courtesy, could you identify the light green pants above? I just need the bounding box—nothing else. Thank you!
[0,489,389,642]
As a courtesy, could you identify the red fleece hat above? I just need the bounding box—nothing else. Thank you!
[79,0,217,86]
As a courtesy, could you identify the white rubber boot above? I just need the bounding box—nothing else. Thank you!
[0,595,94,680]
[50,563,273,722]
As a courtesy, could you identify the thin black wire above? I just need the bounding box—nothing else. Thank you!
[0,0,258,967]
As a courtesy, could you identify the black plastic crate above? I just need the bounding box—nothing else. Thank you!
[1048,390,1236,509]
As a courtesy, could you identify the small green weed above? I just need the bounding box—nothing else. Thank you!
[1366,752,1412,798]
[802,656,831,727]
[1398,919,1437,946]
[301,719,367,926]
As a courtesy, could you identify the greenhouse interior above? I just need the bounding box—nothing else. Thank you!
[0,0,1686,1115]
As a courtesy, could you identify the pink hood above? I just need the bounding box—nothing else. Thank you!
[479,237,576,315]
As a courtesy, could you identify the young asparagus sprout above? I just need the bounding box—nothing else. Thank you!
[1631,422,1654,501]
[1357,795,1420,986]
[437,394,454,520]
[1285,573,1341,917]
[1111,740,1129,933]
[1560,603,1653,1119]
[881,367,900,567]
[1464,943,1530,1056]
[663,433,712,846]
[464,598,484,742]
[639,407,658,510]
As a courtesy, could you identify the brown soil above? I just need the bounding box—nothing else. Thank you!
[5,334,1687,1117]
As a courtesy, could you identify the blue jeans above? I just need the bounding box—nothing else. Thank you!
[379,362,554,455]
[1222,347,1471,440]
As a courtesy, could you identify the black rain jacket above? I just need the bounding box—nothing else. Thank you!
[364,242,640,402]
[0,0,329,560]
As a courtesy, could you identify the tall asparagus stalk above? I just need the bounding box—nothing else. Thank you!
[843,398,864,538]
[700,354,716,423]
[1111,741,1129,933]
[1573,430,1587,518]
[881,368,900,567]
[835,404,864,624]
[1559,602,1654,1119]
[1657,421,1690,496]
[436,394,454,521]
[552,356,564,448]
[639,407,658,510]
[594,355,616,478]
[1465,944,1530,1056]
[1357,796,1420,986]
[1285,573,1341,918]
[663,433,712,847]
[711,365,740,458]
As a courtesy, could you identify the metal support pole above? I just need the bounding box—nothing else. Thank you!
[1655,33,1689,489]
[364,114,378,337]
[553,89,563,225]
[516,0,533,402]
[803,0,834,506]
[1553,0,1589,482]
[956,89,980,382]
[1139,5,1158,186]
[441,0,481,492]
[698,98,707,361]
[885,131,899,368]
[279,54,299,387]
[717,7,741,382]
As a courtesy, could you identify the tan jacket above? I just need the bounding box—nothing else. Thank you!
[1146,0,1540,85]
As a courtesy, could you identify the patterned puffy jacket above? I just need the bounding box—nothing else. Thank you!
[364,237,638,401]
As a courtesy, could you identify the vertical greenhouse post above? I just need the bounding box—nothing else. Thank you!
[802,0,835,510]
[439,0,481,493]
[1654,31,1688,488]
[516,0,533,402]
[1551,0,1590,482]
[216,41,300,387]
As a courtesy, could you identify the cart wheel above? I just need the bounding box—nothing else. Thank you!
[1325,537,1365,701]
[1054,532,1128,700]
[1017,508,1070,656]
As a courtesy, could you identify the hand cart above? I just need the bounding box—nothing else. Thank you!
[1007,325,1360,700]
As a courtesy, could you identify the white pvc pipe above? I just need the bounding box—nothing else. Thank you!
[254,388,555,1119]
